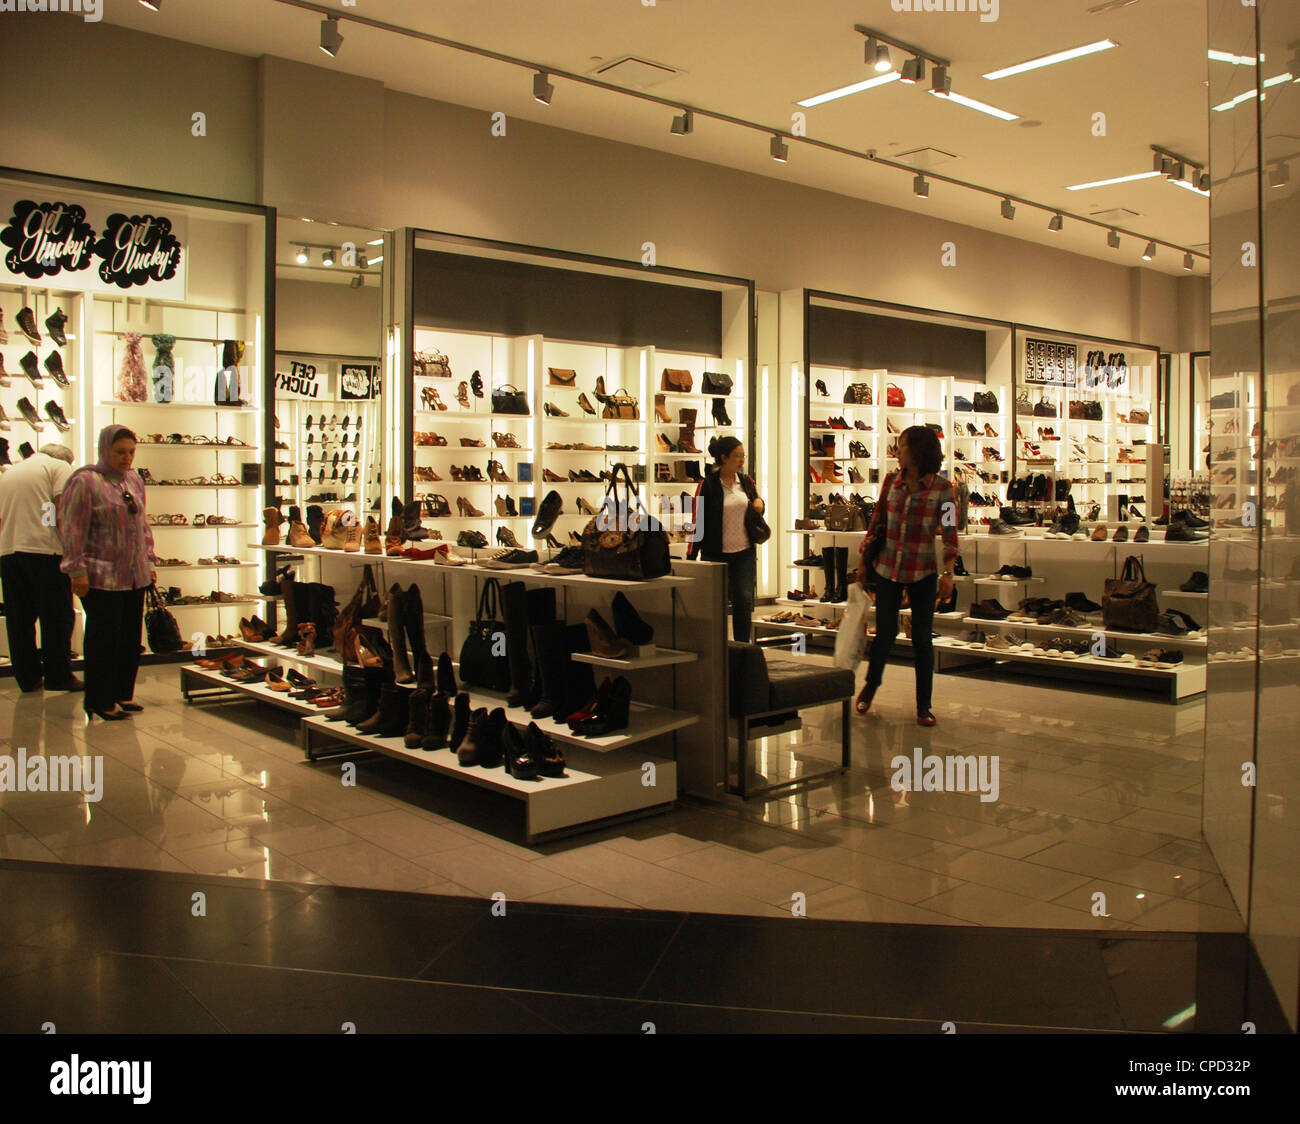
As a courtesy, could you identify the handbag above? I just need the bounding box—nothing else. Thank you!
[1084,400,1104,421]
[491,384,530,415]
[1015,388,1033,415]
[826,502,853,532]
[954,395,973,412]
[702,371,732,395]
[1103,554,1159,632]
[414,350,451,379]
[661,368,693,393]
[973,390,998,413]
[601,388,640,420]
[547,367,577,387]
[1033,391,1057,417]
[844,383,873,405]
[1068,400,1087,420]
[1129,408,1150,425]
[863,475,893,581]
[886,383,906,408]
[332,563,380,657]
[458,578,511,691]
[581,463,671,580]
[739,474,771,544]
[144,583,184,653]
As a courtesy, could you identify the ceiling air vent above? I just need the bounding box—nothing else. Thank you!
[589,56,682,90]
[895,147,960,170]
[1089,207,1142,223]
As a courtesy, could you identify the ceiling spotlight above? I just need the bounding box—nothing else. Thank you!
[350,274,363,289]
[322,248,335,267]
[295,246,308,265]
[1197,171,1212,192]
[1183,253,1195,271]
[865,38,892,73]
[1000,198,1016,220]
[1168,161,1185,180]
[770,135,789,163]
[671,109,694,136]
[533,70,554,105]
[1269,162,1289,188]
[900,57,926,84]
[1048,212,1064,232]
[931,64,951,96]
[1159,155,1174,175]
[319,17,343,58]
[1142,241,1157,261]
[913,174,930,198]
[358,252,369,269]
[1107,229,1121,249]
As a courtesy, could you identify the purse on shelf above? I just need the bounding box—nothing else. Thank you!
[954,395,973,412]
[1033,391,1057,417]
[601,389,640,419]
[739,474,770,544]
[661,368,693,393]
[491,384,530,415]
[886,383,906,408]
[547,367,577,387]
[144,583,184,654]
[581,463,671,580]
[973,390,998,413]
[1015,388,1033,415]
[702,371,732,396]
[845,383,873,405]
[331,563,380,657]
[1103,554,1159,633]
[1129,408,1150,425]
[1068,400,1087,420]
[825,503,853,532]
[414,350,452,379]
[1084,400,1104,421]
[458,578,512,691]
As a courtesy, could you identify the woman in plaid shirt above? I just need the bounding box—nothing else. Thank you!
[854,426,958,727]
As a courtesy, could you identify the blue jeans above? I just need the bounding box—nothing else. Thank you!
[708,547,756,643]
[864,572,938,712]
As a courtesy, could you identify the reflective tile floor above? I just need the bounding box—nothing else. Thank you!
[0,661,1238,933]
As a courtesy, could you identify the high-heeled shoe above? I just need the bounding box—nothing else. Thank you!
[612,591,654,645]
[577,392,596,415]
[496,527,522,547]
[575,676,632,736]
[566,685,602,731]
[487,460,510,482]
[530,723,567,777]
[655,394,671,424]
[470,370,484,398]
[656,433,676,454]
[422,387,447,411]
[576,497,597,516]
[502,723,540,780]
[456,381,471,409]
[711,398,731,426]
[297,621,316,657]
[593,375,609,403]
[854,682,877,715]
[585,610,631,658]
[354,632,385,668]
[87,706,128,722]
[456,496,484,518]
[544,402,569,417]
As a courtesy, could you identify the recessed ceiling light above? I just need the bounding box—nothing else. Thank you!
[1065,171,1161,190]
[913,174,930,198]
[797,72,899,107]
[1048,212,1064,232]
[319,17,342,58]
[1142,241,1157,260]
[930,90,1019,121]
[983,39,1117,81]
[770,135,789,163]
[1208,49,1261,66]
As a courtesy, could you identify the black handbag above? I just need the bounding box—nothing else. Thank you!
[701,371,733,395]
[844,383,873,405]
[973,390,998,413]
[1033,391,1057,417]
[458,578,511,690]
[491,384,530,415]
[581,463,671,580]
[954,395,973,411]
[739,474,770,544]
[144,583,184,653]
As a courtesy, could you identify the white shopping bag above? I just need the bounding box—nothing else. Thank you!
[833,583,870,669]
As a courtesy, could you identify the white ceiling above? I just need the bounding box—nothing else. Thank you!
[108,0,1219,275]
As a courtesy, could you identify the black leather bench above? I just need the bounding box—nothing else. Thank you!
[728,643,855,798]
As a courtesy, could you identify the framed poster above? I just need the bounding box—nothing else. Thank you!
[1023,338,1077,387]
[340,363,381,400]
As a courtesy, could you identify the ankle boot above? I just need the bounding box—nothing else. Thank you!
[655,394,672,423]
[402,500,428,541]
[677,408,701,454]
[306,505,325,544]
[262,506,284,546]
[404,684,431,747]
[423,692,452,751]
[272,576,299,645]
[296,621,316,657]
[457,706,490,765]
[333,665,369,724]
[833,547,849,604]
[287,504,313,547]
[385,498,406,553]
[711,397,731,427]
[820,549,835,603]
[387,584,413,683]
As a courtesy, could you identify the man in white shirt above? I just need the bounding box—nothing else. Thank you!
[0,444,81,692]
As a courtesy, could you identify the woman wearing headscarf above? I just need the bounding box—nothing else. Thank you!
[58,425,157,720]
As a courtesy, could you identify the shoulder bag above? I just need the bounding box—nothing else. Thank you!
[1068,400,1087,420]
[144,583,185,653]
[547,367,577,387]
[458,578,512,690]
[1103,554,1159,632]
[739,474,771,544]
[661,368,693,393]
[954,395,974,412]
[1128,408,1150,425]
[1084,400,1105,421]
[1015,387,1033,415]
[1033,391,1058,417]
[973,390,998,413]
[886,383,906,408]
[414,350,451,379]
[581,463,671,580]
[702,371,732,395]
[863,474,894,582]
[491,384,530,415]
[331,563,380,656]
[845,383,873,405]
[601,388,640,420]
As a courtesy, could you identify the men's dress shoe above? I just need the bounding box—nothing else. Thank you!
[1090,525,1108,541]
[16,306,41,345]
[42,351,69,387]
[16,398,42,428]
[43,400,70,431]
[1133,525,1149,542]
[1112,526,1128,542]
[970,598,1011,620]
[19,351,42,384]
[1065,592,1102,613]
[1165,523,1207,542]
[1174,509,1210,529]
[1179,570,1209,593]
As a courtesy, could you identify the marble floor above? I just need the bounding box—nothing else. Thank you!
[0,660,1239,932]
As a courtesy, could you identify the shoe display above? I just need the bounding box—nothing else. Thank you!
[1179,570,1209,593]
[1165,522,1207,542]
[16,307,41,345]
[43,400,70,431]
[15,398,42,428]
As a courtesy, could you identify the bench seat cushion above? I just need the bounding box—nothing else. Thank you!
[764,661,855,711]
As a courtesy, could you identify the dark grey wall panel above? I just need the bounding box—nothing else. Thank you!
[809,305,987,379]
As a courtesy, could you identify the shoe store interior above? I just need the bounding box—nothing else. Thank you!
[0,0,1296,1040]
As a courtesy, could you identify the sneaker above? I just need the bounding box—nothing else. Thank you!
[16,398,42,428]
[434,547,469,566]
[481,548,539,569]
[43,400,70,431]
[42,351,69,387]
[1133,525,1150,543]
[987,519,1022,536]
[539,545,584,574]
[986,634,1017,652]
[16,306,41,345]
[1090,525,1108,541]
[19,351,43,385]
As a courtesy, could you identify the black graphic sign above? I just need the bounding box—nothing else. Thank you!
[1023,338,1077,387]
[93,213,182,289]
[0,199,96,280]
[340,363,381,400]
[275,361,321,399]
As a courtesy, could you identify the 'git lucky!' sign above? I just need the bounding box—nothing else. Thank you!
[93,213,182,288]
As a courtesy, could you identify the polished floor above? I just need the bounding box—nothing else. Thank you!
[0,659,1239,933]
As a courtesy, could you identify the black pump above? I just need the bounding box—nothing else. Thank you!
[611,592,653,645]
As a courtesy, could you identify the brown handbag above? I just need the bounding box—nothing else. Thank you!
[826,503,853,531]
[1068,400,1087,419]
[1102,554,1159,632]
[1129,408,1150,424]
[548,367,577,387]
[581,463,671,580]
[661,368,693,393]
[331,563,380,654]
[601,388,640,419]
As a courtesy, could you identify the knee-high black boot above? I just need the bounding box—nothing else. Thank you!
[502,581,534,708]
[403,582,431,678]
[819,549,835,603]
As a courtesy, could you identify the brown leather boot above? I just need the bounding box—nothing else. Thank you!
[677,408,701,454]
[296,621,316,657]
[262,506,284,546]
[364,516,383,554]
